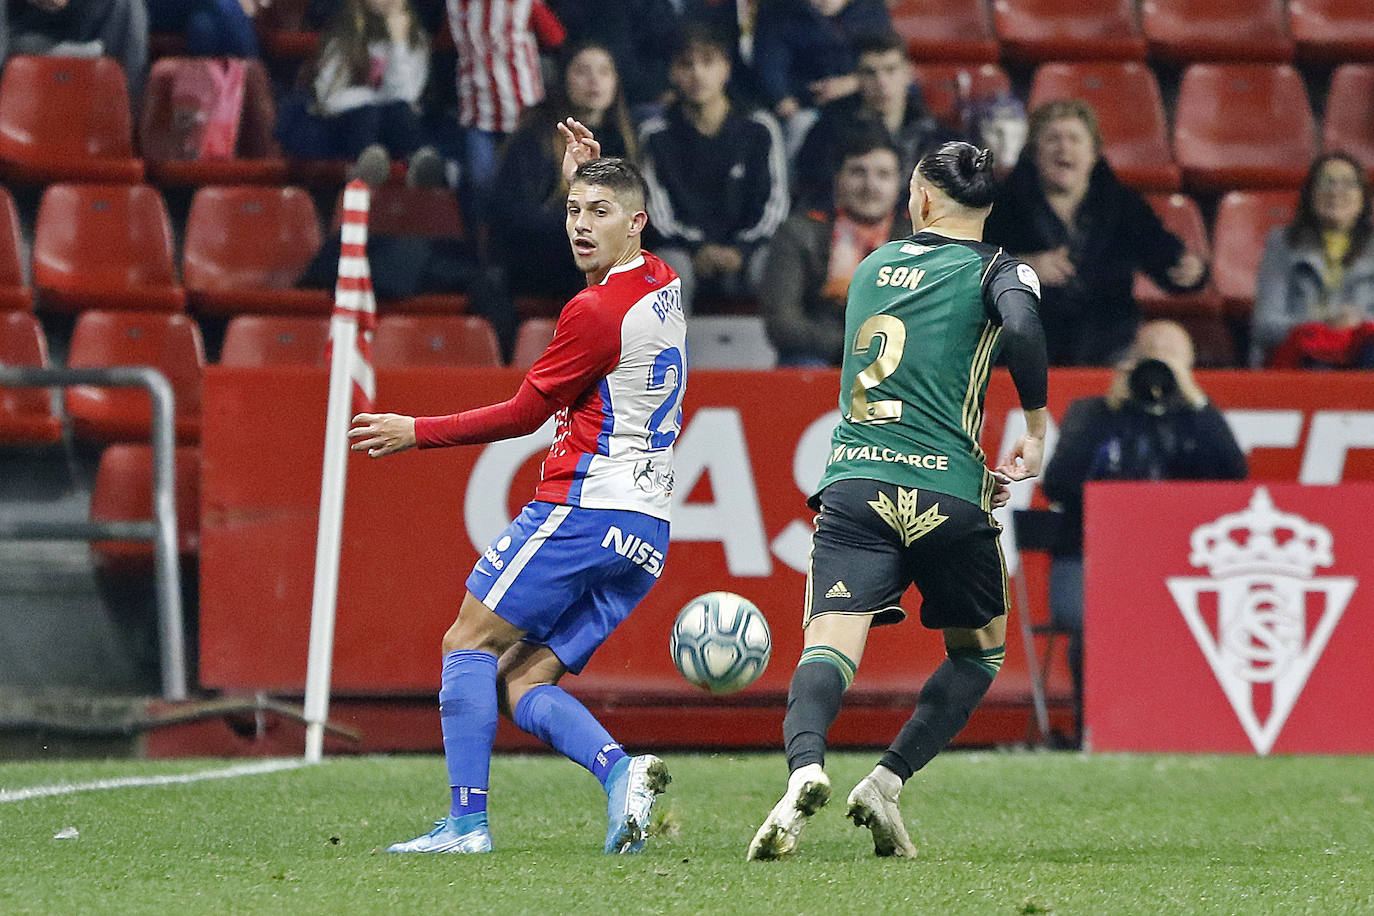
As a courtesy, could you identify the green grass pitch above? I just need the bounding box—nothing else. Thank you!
[1,751,1371,915]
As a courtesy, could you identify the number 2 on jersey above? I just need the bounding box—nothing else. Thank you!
[647,346,685,449]
[849,315,905,424]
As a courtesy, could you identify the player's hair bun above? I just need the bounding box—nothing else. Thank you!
[918,141,997,210]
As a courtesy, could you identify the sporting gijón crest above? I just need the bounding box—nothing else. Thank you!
[1165,487,1356,755]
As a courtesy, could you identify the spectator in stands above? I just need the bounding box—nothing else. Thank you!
[761,128,906,366]
[547,0,681,115]
[639,25,788,314]
[1042,320,1248,746]
[1252,152,1374,369]
[792,30,953,210]
[984,99,1208,367]
[489,41,638,303]
[751,0,891,154]
[146,0,260,58]
[2,0,148,102]
[276,0,444,188]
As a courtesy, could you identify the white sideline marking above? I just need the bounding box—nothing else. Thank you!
[0,758,309,803]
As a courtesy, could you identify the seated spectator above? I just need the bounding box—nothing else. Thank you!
[1252,153,1374,369]
[984,100,1208,366]
[761,129,906,366]
[276,0,442,185]
[639,25,788,313]
[139,58,279,163]
[3,0,148,102]
[1042,320,1248,746]
[751,0,891,152]
[793,30,953,210]
[489,40,638,302]
[146,0,260,58]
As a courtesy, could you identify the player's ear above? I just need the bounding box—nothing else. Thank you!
[628,208,648,237]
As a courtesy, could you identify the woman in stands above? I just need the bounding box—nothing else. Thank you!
[984,99,1207,366]
[1252,152,1374,369]
[487,40,639,302]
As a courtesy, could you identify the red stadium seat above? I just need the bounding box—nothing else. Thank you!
[255,0,320,60]
[33,184,185,314]
[139,58,289,187]
[373,315,502,367]
[1141,0,1293,63]
[0,187,32,312]
[993,0,1147,63]
[1133,193,1222,318]
[65,311,205,444]
[511,318,556,368]
[514,296,565,320]
[182,186,332,317]
[0,56,144,184]
[1289,0,1374,62]
[0,312,62,445]
[888,0,999,63]
[1323,65,1374,178]
[911,63,1012,134]
[1212,190,1299,316]
[1028,62,1179,192]
[1173,64,1315,192]
[219,315,331,367]
[90,444,201,575]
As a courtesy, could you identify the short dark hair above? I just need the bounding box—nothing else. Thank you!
[916,141,997,209]
[837,123,900,167]
[670,23,732,65]
[852,31,908,60]
[571,157,649,209]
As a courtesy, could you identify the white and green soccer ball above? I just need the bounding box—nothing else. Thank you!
[670,591,771,694]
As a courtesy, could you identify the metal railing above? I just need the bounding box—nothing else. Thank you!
[0,366,187,701]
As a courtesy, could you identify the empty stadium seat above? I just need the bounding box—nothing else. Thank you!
[888,0,999,62]
[219,315,331,367]
[1133,193,1222,318]
[373,315,502,367]
[911,63,1012,134]
[1028,62,1179,192]
[0,56,144,184]
[993,0,1147,63]
[0,187,31,312]
[139,58,289,187]
[685,316,778,369]
[1212,190,1299,316]
[1173,64,1315,192]
[0,311,62,445]
[511,318,556,368]
[90,444,201,575]
[1323,65,1374,177]
[182,186,331,316]
[33,184,185,314]
[65,311,205,444]
[1141,0,1293,63]
[1289,0,1374,62]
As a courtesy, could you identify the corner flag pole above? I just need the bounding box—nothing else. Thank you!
[304,180,377,763]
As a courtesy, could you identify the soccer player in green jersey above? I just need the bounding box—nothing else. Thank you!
[748,141,1050,861]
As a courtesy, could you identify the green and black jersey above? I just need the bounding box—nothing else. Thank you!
[814,231,1047,511]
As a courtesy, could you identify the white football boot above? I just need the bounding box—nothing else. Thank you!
[746,763,831,861]
[845,767,917,858]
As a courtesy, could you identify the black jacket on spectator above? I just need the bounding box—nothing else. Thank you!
[752,0,891,108]
[487,116,634,301]
[985,156,1197,366]
[638,103,789,254]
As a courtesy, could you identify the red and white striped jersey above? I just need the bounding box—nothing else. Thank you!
[525,252,687,521]
[446,0,544,133]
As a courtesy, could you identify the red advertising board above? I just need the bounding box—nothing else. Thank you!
[1084,482,1374,754]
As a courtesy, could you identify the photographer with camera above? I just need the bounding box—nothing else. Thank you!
[1041,320,1247,746]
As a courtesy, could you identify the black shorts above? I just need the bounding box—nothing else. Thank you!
[805,478,1009,631]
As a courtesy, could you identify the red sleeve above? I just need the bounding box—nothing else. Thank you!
[529,1,566,50]
[414,379,559,448]
[523,292,623,405]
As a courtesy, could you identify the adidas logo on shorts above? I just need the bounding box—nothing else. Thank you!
[826,581,852,599]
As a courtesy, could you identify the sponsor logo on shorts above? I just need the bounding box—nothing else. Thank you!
[483,535,513,571]
[826,580,852,599]
[602,526,665,578]
[868,487,949,546]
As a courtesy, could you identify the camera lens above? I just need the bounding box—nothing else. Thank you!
[1127,358,1177,411]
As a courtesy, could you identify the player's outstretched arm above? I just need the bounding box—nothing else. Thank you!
[558,117,601,183]
[348,412,417,458]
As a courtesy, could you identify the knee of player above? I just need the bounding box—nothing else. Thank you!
[796,645,859,690]
[947,644,1006,678]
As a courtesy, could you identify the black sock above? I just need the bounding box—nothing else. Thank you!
[783,661,847,772]
[880,655,996,781]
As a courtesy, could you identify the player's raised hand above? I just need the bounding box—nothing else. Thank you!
[558,117,601,182]
[348,412,417,458]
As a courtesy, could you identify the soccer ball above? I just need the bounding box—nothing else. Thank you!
[670,592,772,694]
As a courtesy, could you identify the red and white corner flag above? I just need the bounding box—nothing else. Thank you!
[305,178,377,762]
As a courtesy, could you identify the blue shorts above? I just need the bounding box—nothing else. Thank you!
[466,501,669,674]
